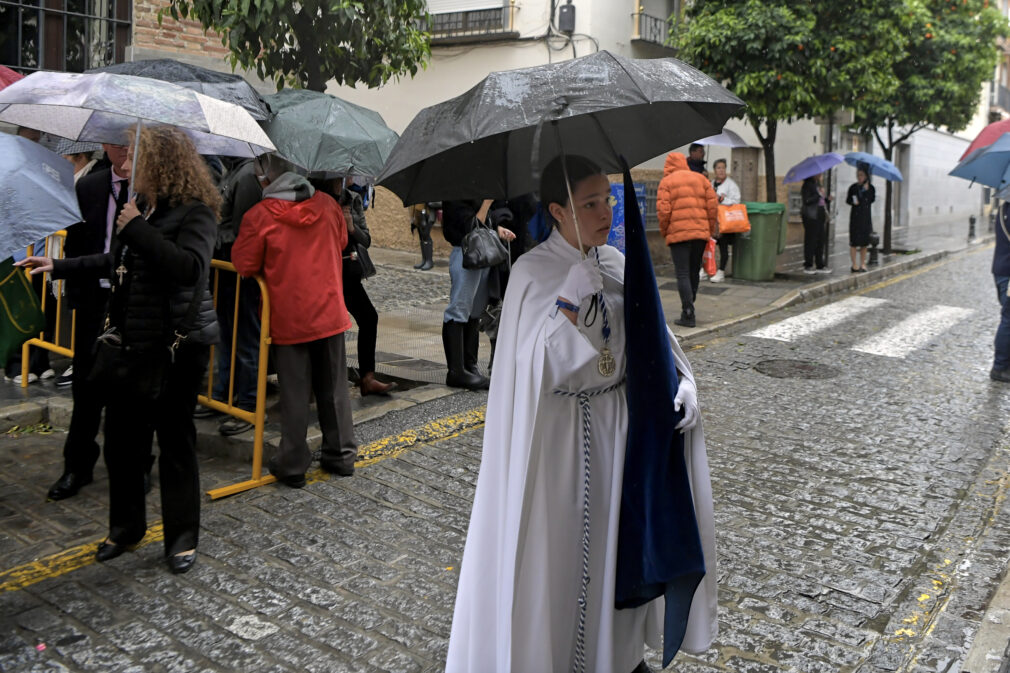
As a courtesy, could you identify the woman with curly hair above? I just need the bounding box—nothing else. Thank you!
[19,126,220,574]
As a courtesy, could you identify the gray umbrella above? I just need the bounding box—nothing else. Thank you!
[376,50,743,204]
[87,58,272,122]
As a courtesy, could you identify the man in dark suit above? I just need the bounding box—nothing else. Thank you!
[47,143,142,500]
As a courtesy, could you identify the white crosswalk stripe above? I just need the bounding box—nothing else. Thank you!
[745,296,889,342]
[850,305,975,359]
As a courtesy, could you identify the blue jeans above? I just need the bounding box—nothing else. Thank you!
[995,275,1010,370]
[212,274,261,411]
[443,247,490,323]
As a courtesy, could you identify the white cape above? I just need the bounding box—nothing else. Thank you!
[446,230,717,673]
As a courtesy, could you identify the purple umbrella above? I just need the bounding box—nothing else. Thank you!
[784,152,845,184]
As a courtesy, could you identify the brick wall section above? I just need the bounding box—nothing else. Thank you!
[133,0,231,59]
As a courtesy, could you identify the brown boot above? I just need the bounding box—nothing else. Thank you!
[359,372,396,396]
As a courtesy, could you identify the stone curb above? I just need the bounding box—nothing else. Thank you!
[679,235,993,347]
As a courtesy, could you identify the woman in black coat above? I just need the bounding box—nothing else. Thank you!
[19,126,220,574]
[800,175,831,273]
[845,166,875,272]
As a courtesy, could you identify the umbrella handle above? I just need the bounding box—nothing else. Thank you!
[128,120,141,200]
[553,122,586,260]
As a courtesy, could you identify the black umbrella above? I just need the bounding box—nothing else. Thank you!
[86,58,272,121]
[377,50,743,204]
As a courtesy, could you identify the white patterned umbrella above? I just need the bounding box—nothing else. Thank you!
[0,71,274,158]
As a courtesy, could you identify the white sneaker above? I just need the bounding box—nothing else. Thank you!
[13,373,38,385]
[711,270,725,283]
[699,270,709,281]
[39,368,55,380]
[803,267,817,275]
[816,267,832,274]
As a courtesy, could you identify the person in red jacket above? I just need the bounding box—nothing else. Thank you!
[656,152,718,328]
[232,156,357,488]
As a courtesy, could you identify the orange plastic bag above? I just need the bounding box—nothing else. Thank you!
[717,203,751,234]
[702,237,717,277]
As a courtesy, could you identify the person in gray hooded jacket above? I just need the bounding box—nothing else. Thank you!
[233,156,358,490]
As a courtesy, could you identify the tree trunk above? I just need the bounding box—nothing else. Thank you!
[881,143,894,253]
[751,119,778,202]
[306,68,329,92]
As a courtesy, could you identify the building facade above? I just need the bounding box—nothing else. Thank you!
[1,0,996,257]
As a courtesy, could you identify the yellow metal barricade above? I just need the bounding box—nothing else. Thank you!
[202,260,275,499]
[21,232,74,387]
[20,247,274,498]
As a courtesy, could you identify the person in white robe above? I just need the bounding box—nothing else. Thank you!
[446,156,718,673]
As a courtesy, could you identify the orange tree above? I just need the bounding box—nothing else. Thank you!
[672,0,910,202]
[852,0,1006,251]
[163,0,431,92]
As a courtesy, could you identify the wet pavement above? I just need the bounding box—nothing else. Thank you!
[2,228,1009,671]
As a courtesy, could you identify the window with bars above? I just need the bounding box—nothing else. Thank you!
[0,0,131,74]
[423,1,515,44]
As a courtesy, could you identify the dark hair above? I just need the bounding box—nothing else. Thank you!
[689,143,704,153]
[713,158,727,169]
[539,155,604,223]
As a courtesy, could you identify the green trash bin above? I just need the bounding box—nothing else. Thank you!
[732,201,787,281]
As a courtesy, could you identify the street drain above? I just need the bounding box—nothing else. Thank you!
[753,359,840,379]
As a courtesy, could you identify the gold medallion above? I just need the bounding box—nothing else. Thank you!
[598,347,616,377]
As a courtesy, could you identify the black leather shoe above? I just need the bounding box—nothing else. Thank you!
[167,551,196,574]
[674,309,696,328]
[269,467,307,488]
[991,367,1010,383]
[95,539,131,563]
[47,472,93,501]
[320,460,354,478]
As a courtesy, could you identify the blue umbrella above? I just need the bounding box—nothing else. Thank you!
[844,151,903,182]
[783,152,845,184]
[949,133,1010,189]
[0,134,81,260]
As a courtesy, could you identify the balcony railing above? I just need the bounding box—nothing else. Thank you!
[426,7,518,44]
[632,12,675,46]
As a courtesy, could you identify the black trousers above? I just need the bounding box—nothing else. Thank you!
[103,344,208,556]
[670,239,707,313]
[272,333,357,479]
[803,213,826,269]
[717,233,735,271]
[343,275,378,375]
[62,289,110,476]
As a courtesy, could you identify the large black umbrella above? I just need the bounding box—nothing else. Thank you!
[86,58,271,121]
[376,50,743,204]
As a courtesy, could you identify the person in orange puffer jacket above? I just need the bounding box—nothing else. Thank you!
[656,151,718,328]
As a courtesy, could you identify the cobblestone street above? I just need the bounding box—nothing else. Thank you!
[1,246,1009,672]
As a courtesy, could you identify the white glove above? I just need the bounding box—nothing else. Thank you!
[674,376,699,433]
[558,258,604,308]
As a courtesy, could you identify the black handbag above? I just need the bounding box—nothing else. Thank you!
[461,217,508,270]
[88,247,208,403]
[89,329,168,402]
[354,243,376,279]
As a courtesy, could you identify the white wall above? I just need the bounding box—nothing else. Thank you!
[903,129,975,228]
